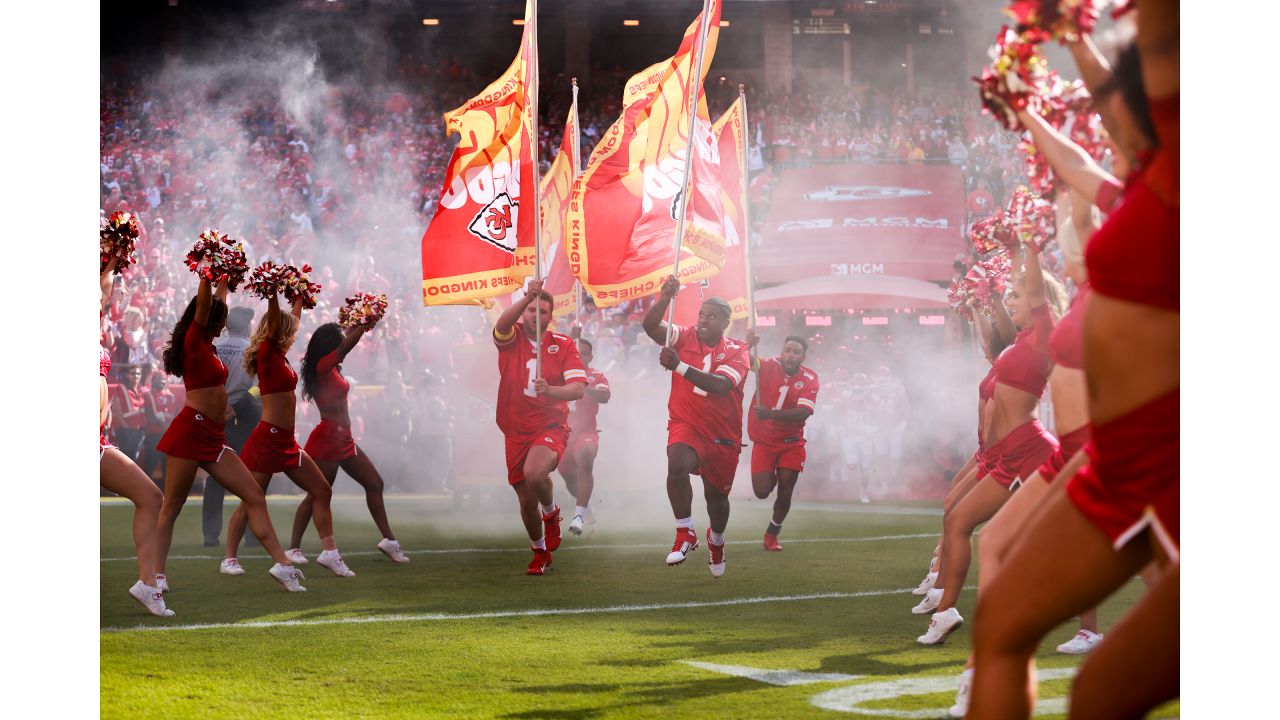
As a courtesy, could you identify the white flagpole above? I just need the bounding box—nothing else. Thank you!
[571,76,584,330]
[738,85,756,337]
[663,0,714,348]
[529,0,544,379]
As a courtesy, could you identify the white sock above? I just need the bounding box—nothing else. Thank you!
[675,516,694,530]
[540,503,558,516]
[709,530,725,545]
[960,667,973,682]
[531,535,546,550]
[575,505,588,518]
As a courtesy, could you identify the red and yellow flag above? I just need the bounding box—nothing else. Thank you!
[674,96,749,325]
[420,1,537,306]
[540,105,579,318]
[565,0,725,309]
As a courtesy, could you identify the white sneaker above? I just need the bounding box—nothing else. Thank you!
[129,580,175,617]
[912,587,943,614]
[917,607,965,645]
[948,668,973,718]
[912,571,939,596]
[568,515,585,536]
[220,558,246,576]
[269,563,307,592]
[154,573,169,593]
[1056,629,1103,654]
[377,538,410,563]
[317,550,356,577]
[285,548,309,565]
[860,494,870,504]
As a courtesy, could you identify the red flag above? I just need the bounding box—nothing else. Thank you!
[674,96,749,325]
[566,0,725,309]
[420,1,537,306]
[540,105,578,318]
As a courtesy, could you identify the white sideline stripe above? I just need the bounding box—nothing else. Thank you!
[99,533,936,563]
[682,661,862,686]
[101,587,925,634]
[790,502,943,518]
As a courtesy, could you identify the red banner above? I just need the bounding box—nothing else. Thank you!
[419,1,536,306]
[540,105,578,318]
[755,164,966,284]
[566,0,724,309]
[674,96,748,325]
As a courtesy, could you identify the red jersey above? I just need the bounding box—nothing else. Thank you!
[667,325,750,442]
[143,386,180,434]
[748,358,819,444]
[494,322,587,437]
[111,384,146,431]
[568,368,610,435]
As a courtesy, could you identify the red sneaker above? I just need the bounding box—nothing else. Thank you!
[526,548,553,575]
[543,507,562,552]
[707,528,726,578]
[665,528,699,565]
[762,533,783,552]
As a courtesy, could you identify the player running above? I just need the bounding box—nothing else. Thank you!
[492,279,587,575]
[560,331,610,535]
[745,333,819,552]
[642,276,751,578]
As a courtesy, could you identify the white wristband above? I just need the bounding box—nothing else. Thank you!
[675,362,691,377]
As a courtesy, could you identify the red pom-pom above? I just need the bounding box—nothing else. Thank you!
[1006,186,1057,251]
[973,27,1055,132]
[245,262,323,309]
[185,229,249,291]
[339,292,388,331]
[100,210,141,275]
[1005,0,1101,44]
[970,213,1016,256]
[948,277,974,320]
[1019,78,1109,196]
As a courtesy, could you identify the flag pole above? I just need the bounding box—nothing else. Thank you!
[529,0,544,379]
[663,0,714,348]
[571,76,584,331]
[739,84,762,412]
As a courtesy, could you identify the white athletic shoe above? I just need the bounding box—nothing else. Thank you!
[377,538,410,564]
[1056,629,1103,654]
[219,558,246,576]
[948,668,973,718]
[860,494,871,504]
[568,515,585,536]
[269,563,307,592]
[129,580,175,617]
[917,607,965,645]
[284,548,309,565]
[317,550,356,577]
[912,571,939,596]
[154,573,169,593]
[912,588,943,614]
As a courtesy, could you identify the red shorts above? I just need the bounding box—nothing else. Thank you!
[560,431,599,476]
[241,421,303,474]
[1038,423,1092,484]
[982,420,1058,489]
[156,405,229,463]
[669,420,742,495]
[505,426,568,485]
[751,440,806,474]
[304,419,358,462]
[100,433,115,460]
[1067,390,1179,562]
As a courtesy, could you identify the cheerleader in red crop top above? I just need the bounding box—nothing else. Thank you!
[969,22,1180,718]
[223,294,356,578]
[99,254,172,617]
[290,320,408,564]
[154,275,305,597]
[917,242,1069,645]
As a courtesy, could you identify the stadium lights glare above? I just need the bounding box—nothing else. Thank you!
[422,18,440,26]
[513,19,525,26]
[623,19,640,26]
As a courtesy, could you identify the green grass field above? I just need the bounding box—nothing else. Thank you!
[100,493,1177,719]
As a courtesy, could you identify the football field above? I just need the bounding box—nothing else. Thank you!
[100,493,1178,719]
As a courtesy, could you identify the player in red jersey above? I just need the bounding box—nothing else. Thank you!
[642,276,751,579]
[492,280,587,575]
[744,333,819,552]
[559,332,610,536]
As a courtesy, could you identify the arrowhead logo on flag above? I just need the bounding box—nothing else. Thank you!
[469,193,520,253]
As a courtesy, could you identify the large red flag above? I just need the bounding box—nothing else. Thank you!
[674,96,749,325]
[566,0,725,309]
[419,1,537,306]
[540,105,578,318]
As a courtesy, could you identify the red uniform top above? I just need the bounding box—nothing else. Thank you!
[993,303,1053,398]
[748,357,820,444]
[256,341,298,395]
[978,364,999,402]
[667,325,751,442]
[112,384,146,431]
[143,386,180,434]
[313,351,349,412]
[1086,94,1179,311]
[181,320,229,391]
[568,368,610,435]
[493,323,587,437]
[100,346,112,378]
[1049,284,1089,370]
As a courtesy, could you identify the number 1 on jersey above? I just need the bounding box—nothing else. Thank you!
[774,384,789,410]
[523,359,538,397]
[691,353,713,397]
